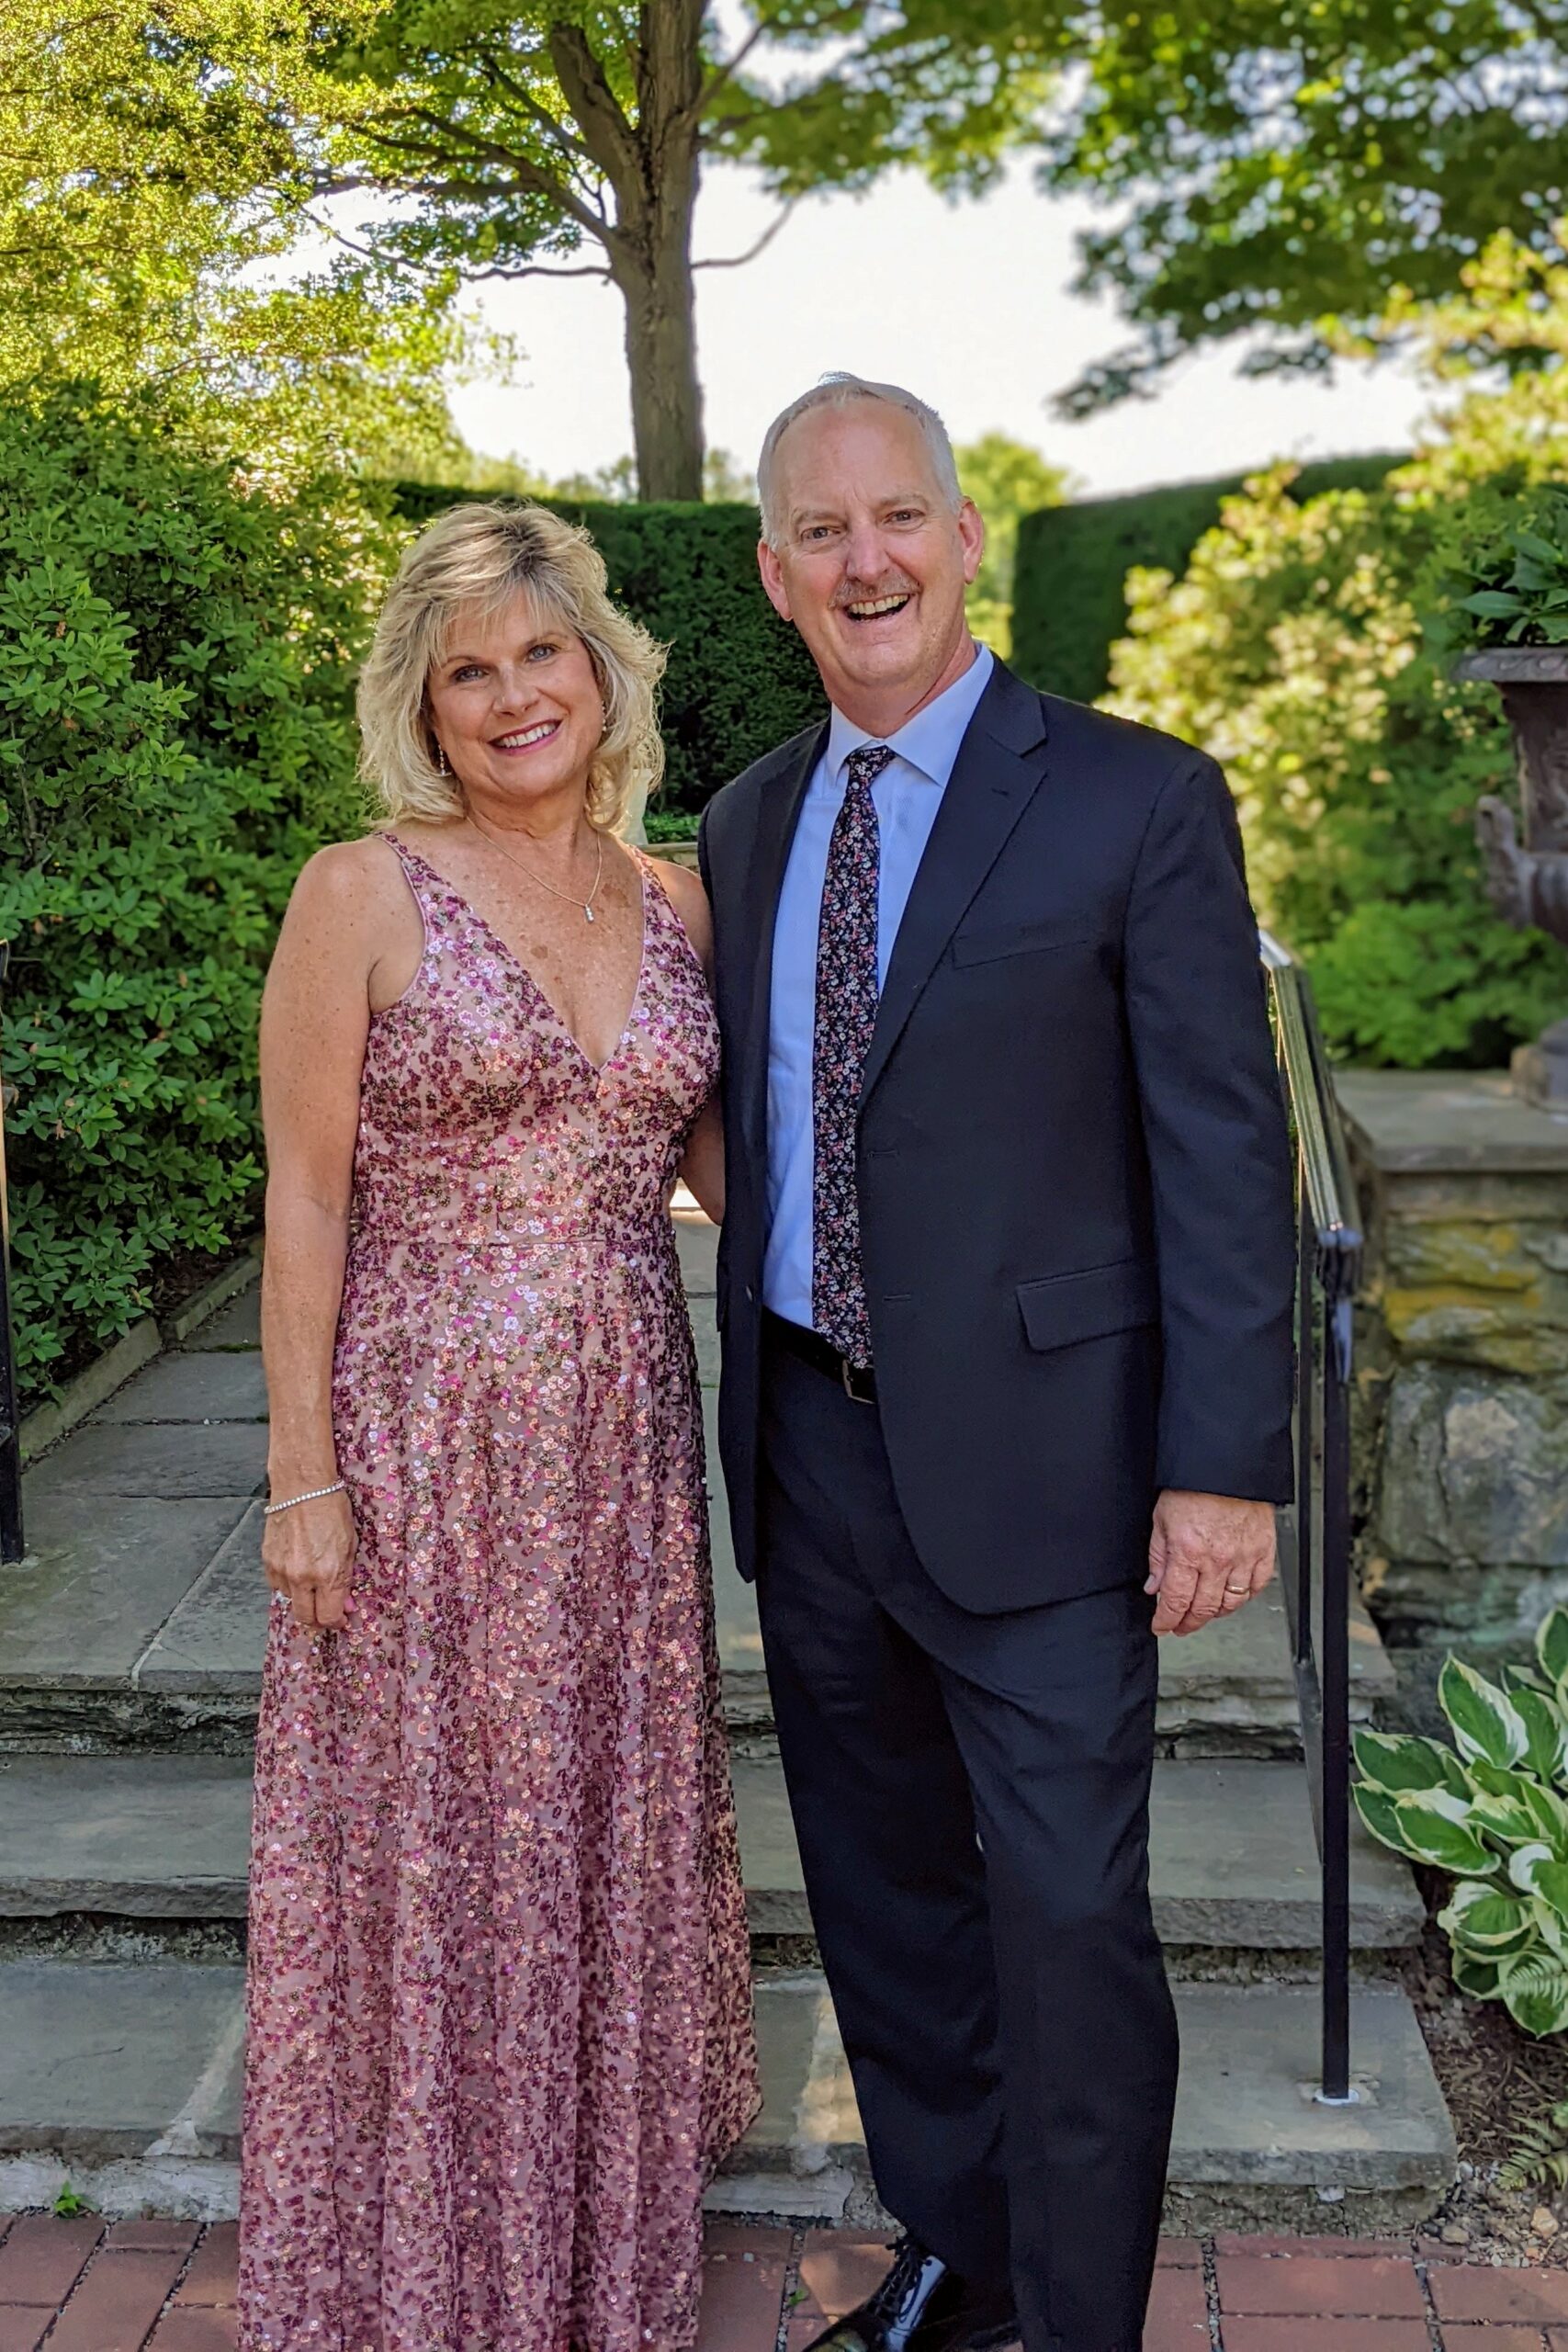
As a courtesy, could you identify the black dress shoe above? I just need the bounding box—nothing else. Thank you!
[799,2233,1019,2352]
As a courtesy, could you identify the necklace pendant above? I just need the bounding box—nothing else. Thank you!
[584,906,595,923]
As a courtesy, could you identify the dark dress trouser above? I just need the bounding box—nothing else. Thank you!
[756,1327,1179,2352]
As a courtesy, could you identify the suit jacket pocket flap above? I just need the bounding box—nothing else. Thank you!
[1016,1256,1160,1352]
[951,918,1097,968]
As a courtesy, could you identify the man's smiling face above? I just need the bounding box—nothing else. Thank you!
[758,401,985,729]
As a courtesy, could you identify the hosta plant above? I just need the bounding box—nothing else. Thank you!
[1354,1607,1568,2038]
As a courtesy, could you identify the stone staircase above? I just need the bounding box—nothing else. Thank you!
[0,1216,1456,2230]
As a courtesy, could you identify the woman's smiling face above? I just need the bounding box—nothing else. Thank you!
[426,594,604,812]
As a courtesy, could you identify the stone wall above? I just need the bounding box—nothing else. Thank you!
[1340,1072,1568,1656]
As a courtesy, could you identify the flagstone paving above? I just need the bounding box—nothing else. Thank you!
[6,2216,1568,2349]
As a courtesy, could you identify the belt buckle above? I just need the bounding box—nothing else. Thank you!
[840,1355,875,1406]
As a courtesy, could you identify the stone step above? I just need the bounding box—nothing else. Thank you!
[732,1755,1424,1951]
[1,1235,1396,1763]
[718,1972,1456,2229]
[0,1959,244,2219]
[1156,1575,1394,1755]
[0,1958,1453,2225]
[0,1751,1424,1953]
[0,1757,253,1916]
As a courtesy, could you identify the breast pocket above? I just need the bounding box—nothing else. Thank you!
[951,918,1100,968]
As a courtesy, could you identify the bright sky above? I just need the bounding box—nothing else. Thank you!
[447,158,1433,497]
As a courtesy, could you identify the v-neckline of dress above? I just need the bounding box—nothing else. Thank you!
[390,835,650,1080]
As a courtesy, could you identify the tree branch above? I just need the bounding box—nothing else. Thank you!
[547,22,639,196]
[693,198,796,268]
[473,51,595,171]
[300,208,453,282]
[374,103,622,253]
[462,258,614,281]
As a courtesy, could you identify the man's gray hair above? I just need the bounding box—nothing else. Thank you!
[757,374,963,548]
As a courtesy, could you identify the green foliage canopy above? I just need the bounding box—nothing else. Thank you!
[1031,0,1568,414]
[0,0,468,470]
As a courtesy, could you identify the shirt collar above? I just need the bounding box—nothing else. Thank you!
[824,640,995,791]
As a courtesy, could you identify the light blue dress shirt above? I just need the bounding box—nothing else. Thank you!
[763,641,996,1329]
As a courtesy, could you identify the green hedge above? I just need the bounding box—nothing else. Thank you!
[1012,456,1404,707]
[0,390,389,1402]
[390,484,824,816]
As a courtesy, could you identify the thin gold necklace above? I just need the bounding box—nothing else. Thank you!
[467,813,606,924]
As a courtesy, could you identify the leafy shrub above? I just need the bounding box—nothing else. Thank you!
[1437,482,1568,650]
[1354,1609,1568,2037]
[1105,240,1568,1069]
[0,387,389,1400]
[1107,469,1567,1067]
[1010,456,1403,707]
[389,485,823,814]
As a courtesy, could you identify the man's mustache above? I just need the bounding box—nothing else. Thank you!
[831,578,918,609]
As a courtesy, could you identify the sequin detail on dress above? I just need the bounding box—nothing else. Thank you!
[239,840,760,2352]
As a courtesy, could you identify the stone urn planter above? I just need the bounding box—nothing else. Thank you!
[1461,644,1568,1105]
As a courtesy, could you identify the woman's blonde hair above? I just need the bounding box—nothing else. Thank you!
[356,500,667,835]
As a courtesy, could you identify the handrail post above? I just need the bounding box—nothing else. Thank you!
[1260,931,1360,2110]
[1318,1281,1354,2103]
[0,941,23,1564]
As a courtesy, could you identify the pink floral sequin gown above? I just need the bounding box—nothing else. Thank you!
[239,840,760,2352]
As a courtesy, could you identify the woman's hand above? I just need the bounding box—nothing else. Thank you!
[262,1488,357,1631]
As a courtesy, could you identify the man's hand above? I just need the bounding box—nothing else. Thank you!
[1146,1489,1277,1637]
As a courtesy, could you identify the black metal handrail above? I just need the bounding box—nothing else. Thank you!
[0,941,22,1562]
[1259,929,1362,2105]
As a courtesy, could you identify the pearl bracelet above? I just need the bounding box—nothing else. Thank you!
[264,1480,347,1517]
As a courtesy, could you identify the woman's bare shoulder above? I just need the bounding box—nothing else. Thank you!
[292,832,396,893]
[277,836,414,961]
[642,852,710,939]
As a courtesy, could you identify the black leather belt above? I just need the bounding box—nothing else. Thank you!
[761,1309,878,1404]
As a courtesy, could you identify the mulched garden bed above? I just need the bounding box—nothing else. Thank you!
[1404,1904,1568,2266]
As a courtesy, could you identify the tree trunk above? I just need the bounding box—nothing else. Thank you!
[545,4,707,501]
[615,168,704,502]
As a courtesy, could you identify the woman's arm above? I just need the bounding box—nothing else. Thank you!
[258,841,397,1628]
[678,1095,726,1226]
[649,856,726,1223]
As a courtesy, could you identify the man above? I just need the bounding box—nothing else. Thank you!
[697,377,1295,2352]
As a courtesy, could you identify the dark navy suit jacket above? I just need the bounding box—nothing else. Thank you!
[698,655,1296,1613]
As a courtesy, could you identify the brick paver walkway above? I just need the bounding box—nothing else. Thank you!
[5,2214,1568,2347]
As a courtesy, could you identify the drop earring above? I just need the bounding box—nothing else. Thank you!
[435,741,449,776]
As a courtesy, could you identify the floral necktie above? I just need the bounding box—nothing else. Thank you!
[812,742,894,1367]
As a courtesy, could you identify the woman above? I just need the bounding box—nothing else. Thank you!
[239,502,759,2352]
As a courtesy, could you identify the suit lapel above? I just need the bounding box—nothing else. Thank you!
[859,662,1051,1109]
[738,720,827,1159]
